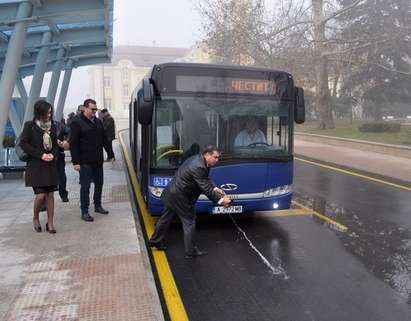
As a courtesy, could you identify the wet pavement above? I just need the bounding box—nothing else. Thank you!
[162,212,410,321]
[141,147,411,320]
[294,159,411,305]
[294,138,411,184]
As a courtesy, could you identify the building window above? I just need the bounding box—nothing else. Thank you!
[104,99,112,110]
[123,84,129,97]
[122,69,129,82]
[103,76,111,88]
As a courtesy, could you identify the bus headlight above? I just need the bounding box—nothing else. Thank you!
[263,185,292,198]
[149,186,164,198]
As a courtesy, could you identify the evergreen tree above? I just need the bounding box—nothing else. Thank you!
[338,0,411,120]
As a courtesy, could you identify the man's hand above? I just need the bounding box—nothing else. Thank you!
[214,187,224,195]
[73,164,81,171]
[221,195,232,207]
[58,139,70,149]
[213,187,225,198]
[41,153,53,162]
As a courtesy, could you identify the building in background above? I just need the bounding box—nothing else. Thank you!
[178,42,212,64]
[89,45,189,118]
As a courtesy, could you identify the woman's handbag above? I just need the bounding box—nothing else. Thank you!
[15,136,29,162]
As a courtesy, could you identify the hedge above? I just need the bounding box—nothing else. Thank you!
[358,122,401,133]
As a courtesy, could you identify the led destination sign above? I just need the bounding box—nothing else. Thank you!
[176,75,277,95]
[231,79,276,94]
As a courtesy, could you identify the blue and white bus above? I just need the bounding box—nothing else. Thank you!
[129,63,305,215]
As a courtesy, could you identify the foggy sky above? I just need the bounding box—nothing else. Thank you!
[58,0,203,113]
[114,0,202,48]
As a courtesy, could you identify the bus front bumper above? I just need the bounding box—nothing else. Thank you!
[148,193,292,216]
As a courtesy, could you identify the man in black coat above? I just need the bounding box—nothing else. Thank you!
[98,108,116,161]
[149,145,232,258]
[70,99,110,222]
[55,121,70,202]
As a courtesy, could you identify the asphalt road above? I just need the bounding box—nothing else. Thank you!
[159,158,411,321]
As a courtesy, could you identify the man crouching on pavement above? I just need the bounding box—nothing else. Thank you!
[148,145,232,258]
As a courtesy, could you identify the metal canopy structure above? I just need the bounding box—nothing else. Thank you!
[0,0,113,169]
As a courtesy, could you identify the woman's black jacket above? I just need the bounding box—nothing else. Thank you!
[20,121,59,187]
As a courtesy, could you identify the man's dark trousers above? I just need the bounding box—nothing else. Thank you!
[57,153,68,199]
[104,139,115,159]
[150,203,196,254]
[79,164,103,214]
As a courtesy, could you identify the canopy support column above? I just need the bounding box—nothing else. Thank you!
[23,31,52,123]
[47,47,65,106]
[0,1,32,145]
[55,59,74,122]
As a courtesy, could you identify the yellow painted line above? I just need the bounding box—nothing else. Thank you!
[292,200,348,232]
[296,157,411,192]
[254,208,312,217]
[118,130,189,321]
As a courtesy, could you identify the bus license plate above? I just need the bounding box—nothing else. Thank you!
[212,205,243,214]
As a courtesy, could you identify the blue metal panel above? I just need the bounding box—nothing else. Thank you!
[146,160,294,215]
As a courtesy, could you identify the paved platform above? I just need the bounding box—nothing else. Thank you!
[295,138,411,184]
[0,141,164,321]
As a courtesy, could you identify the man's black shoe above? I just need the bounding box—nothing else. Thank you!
[148,240,167,251]
[81,213,94,222]
[95,206,109,214]
[61,196,69,202]
[185,248,208,259]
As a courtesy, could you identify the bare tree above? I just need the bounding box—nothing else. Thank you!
[196,0,374,129]
[196,0,265,65]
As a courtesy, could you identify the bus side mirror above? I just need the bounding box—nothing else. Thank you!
[294,87,305,124]
[137,78,154,125]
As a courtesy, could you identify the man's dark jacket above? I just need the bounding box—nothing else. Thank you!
[161,154,221,213]
[55,121,70,156]
[69,113,108,165]
[101,112,116,141]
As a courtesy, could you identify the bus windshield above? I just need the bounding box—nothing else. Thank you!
[152,95,291,168]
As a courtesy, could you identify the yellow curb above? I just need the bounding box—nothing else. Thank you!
[254,208,312,217]
[118,130,189,321]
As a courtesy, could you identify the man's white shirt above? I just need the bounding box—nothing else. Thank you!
[234,129,266,146]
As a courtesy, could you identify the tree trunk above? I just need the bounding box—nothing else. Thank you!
[312,0,334,129]
[373,102,383,121]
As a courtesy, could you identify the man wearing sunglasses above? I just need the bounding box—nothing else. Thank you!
[70,99,110,222]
